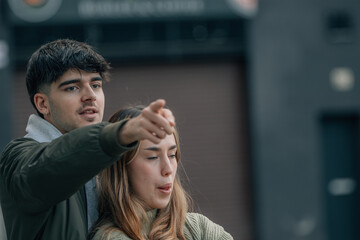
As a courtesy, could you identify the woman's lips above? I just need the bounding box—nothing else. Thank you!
[158,183,172,194]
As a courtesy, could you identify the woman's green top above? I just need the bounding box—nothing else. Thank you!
[91,210,233,240]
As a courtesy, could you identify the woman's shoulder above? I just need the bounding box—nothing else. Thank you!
[184,212,234,240]
[185,212,206,224]
[185,212,216,226]
[91,226,132,240]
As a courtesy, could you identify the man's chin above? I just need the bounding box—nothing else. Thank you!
[81,114,102,123]
[78,118,102,127]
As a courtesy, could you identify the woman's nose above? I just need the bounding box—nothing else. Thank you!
[161,156,173,176]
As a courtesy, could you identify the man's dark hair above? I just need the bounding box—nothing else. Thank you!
[26,39,111,118]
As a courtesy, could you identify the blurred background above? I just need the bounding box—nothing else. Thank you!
[1,0,360,239]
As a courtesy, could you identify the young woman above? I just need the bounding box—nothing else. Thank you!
[89,106,233,240]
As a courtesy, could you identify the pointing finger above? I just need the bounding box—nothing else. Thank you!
[161,108,175,127]
[149,99,166,113]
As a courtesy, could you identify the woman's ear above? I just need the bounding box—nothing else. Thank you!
[34,93,50,116]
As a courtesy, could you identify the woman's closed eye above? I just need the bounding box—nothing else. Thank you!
[147,154,176,160]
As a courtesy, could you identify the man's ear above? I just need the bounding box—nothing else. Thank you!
[34,93,50,116]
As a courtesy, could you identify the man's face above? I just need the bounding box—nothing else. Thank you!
[43,69,105,133]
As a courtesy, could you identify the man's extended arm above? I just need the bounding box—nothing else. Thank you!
[0,120,134,213]
[0,99,175,214]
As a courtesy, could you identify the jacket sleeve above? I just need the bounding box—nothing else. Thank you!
[184,213,234,240]
[0,120,137,214]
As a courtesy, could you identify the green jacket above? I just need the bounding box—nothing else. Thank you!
[0,121,136,240]
[92,210,234,240]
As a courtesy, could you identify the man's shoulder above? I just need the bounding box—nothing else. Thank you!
[3,137,39,149]
[1,137,41,159]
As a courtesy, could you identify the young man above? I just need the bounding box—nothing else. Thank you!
[0,39,175,240]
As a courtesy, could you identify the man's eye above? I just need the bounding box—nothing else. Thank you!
[65,86,78,92]
[92,83,102,89]
[147,156,158,160]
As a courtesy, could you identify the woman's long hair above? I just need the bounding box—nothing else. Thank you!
[90,106,191,240]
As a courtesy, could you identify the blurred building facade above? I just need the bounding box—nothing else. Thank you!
[250,1,360,240]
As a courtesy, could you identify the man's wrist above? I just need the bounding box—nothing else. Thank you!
[100,120,138,156]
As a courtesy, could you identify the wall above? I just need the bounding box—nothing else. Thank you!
[249,0,360,239]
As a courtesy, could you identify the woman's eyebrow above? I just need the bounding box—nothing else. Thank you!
[144,147,160,152]
[144,145,177,151]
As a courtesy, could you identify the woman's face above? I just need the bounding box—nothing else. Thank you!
[128,134,178,210]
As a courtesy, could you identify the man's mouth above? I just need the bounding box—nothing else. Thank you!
[79,107,98,115]
[79,107,99,122]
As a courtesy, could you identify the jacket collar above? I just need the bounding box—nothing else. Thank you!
[24,114,62,143]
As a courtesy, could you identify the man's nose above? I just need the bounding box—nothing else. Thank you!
[81,86,96,102]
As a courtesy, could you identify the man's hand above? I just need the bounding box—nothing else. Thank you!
[118,99,175,145]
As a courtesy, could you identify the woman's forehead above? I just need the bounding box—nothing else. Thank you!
[140,134,177,150]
